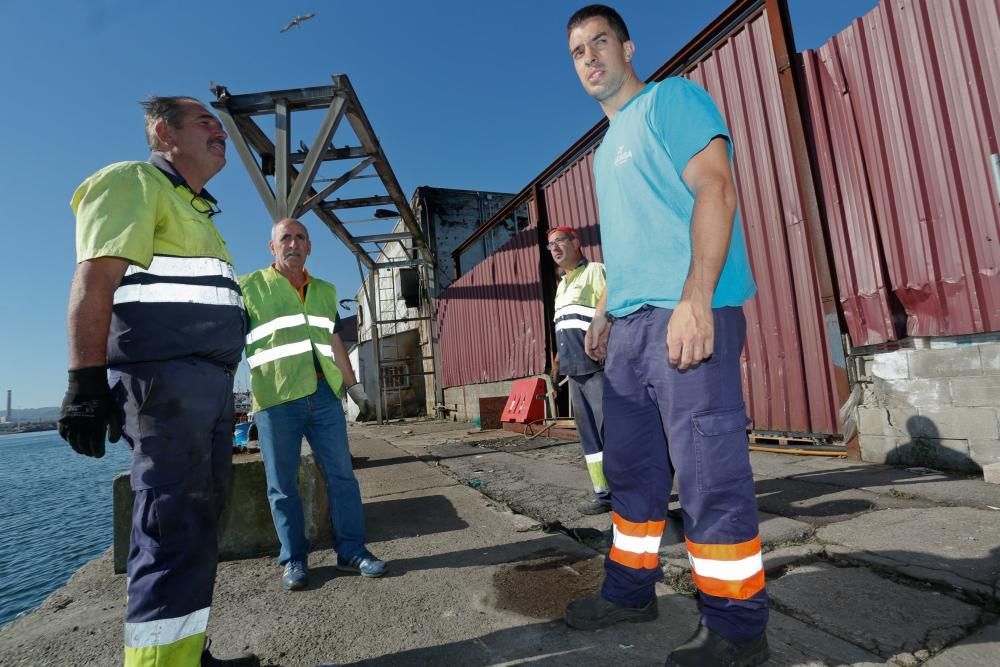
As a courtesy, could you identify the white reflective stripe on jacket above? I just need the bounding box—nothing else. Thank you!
[245,314,336,345]
[125,255,237,280]
[113,283,244,308]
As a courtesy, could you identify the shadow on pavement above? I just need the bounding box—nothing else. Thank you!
[382,534,592,575]
[364,494,470,542]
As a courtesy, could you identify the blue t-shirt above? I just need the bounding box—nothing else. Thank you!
[593,77,756,317]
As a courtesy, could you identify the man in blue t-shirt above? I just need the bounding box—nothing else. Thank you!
[562,6,769,666]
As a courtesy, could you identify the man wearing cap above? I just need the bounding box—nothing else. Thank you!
[240,217,386,592]
[547,226,611,515]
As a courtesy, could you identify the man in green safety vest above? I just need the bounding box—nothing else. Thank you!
[548,225,612,515]
[241,218,386,591]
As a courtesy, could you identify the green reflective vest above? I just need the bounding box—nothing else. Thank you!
[240,267,344,411]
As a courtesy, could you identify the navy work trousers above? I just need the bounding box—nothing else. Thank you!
[111,358,234,663]
[601,306,768,642]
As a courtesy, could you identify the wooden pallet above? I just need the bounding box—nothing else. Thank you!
[502,419,578,441]
[748,432,846,456]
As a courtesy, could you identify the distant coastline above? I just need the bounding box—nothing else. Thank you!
[0,423,57,436]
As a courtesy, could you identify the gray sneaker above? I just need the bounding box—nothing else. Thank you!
[281,558,308,591]
[336,549,386,578]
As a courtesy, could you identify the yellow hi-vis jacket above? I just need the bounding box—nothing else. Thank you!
[240,266,345,411]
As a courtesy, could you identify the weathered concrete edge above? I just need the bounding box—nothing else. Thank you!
[113,454,331,574]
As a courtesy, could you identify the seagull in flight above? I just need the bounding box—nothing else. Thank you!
[280,13,316,33]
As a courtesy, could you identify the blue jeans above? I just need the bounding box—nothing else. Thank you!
[255,381,366,564]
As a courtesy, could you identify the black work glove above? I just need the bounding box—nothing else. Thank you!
[58,366,122,458]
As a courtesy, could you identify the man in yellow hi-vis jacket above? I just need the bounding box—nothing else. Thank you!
[547,225,611,515]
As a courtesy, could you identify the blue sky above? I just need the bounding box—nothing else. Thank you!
[0,0,877,409]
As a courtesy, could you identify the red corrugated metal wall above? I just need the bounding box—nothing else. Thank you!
[437,196,547,386]
[543,147,603,262]
[804,0,1000,345]
[540,11,843,435]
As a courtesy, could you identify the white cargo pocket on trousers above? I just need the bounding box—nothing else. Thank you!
[692,407,752,493]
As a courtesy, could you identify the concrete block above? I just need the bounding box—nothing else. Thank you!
[984,462,1000,484]
[858,434,897,464]
[908,346,983,378]
[856,406,888,435]
[113,451,330,574]
[871,350,910,380]
[874,377,952,410]
[979,342,1000,374]
[891,437,977,472]
[917,406,999,440]
[883,407,921,438]
[860,356,874,381]
[951,375,1000,407]
[969,439,1000,467]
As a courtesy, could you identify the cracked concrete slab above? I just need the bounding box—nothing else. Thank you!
[750,452,1000,510]
[768,562,982,660]
[766,609,886,666]
[817,507,1000,602]
[923,619,1000,666]
[753,477,937,526]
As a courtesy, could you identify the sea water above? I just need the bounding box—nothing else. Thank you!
[0,430,130,628]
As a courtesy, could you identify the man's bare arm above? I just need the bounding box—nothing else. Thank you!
[667,137,737,369]
[67,257,130,369]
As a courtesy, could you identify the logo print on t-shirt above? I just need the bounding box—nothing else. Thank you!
[614,145,633,166]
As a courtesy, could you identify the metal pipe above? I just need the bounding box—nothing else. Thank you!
[357,257,383,424]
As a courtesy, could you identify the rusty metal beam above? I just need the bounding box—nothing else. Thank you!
[286,95,346,217]
[375,259,423,269]
[296,157,375,218]
[213,107,374,269]
[214,85,345,116]
[213,103,276,219]
[332,74,425,249]
[321,195,394,210]
[274,98,291,219]
[290,146,368,164]
[212,77,428,275]
[353,232,413,244]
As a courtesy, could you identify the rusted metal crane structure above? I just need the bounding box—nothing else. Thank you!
[211,74,435,424]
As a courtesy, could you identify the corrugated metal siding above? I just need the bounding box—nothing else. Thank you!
[805,0,1000,344]
[690,13,841,434]
[543,147,603,262]
[437,196,546,386]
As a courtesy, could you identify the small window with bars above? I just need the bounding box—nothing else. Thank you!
[383,363,410,389]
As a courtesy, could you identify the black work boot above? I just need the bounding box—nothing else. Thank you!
[665,623,769,667]
[577,496,613,515]
[201,639,261,667]
[564,593,657,630]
